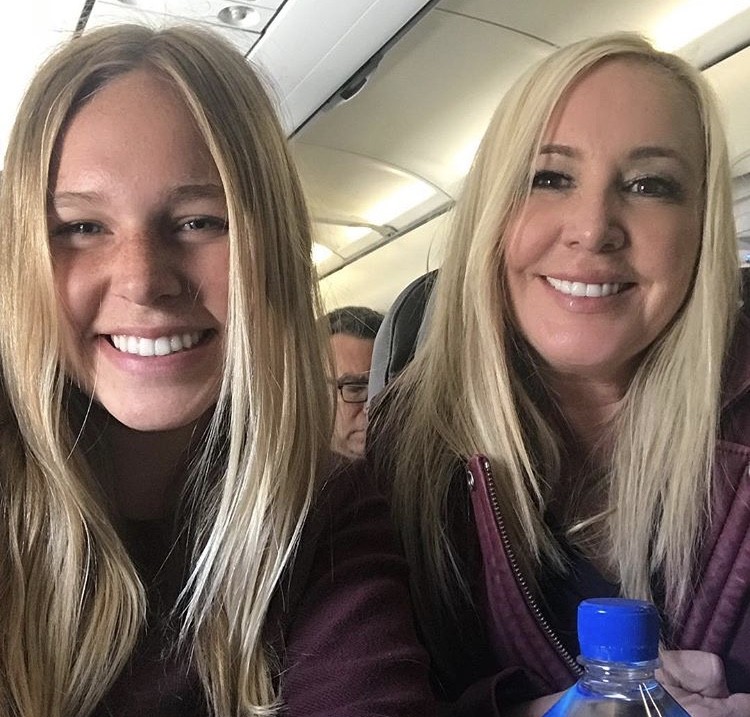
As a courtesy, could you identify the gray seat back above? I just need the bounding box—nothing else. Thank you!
[368,270,437,404]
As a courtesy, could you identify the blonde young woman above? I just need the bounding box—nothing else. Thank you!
[370,34,750,716]
[0,24,435,717]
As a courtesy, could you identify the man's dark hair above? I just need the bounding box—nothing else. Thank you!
[326,306,384,340]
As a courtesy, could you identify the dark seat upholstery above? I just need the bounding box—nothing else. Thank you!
[368,270,437,403]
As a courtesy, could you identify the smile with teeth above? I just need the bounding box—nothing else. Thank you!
[109,331,207,357]
[545,276,628,298]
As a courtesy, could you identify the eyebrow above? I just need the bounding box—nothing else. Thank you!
[50,183,225,209]
[337,372,370,383]
[627,146,692,170]
[539,143,579,158]
[539,143,692,170]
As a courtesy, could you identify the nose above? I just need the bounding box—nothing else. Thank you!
[110,230,183,305]
[562,187,626,253]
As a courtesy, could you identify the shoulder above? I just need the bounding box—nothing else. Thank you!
[269,454,437,715]
[266,453,394,643]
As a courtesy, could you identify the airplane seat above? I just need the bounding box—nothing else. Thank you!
[368,269,437,405]
[742,265,750,312]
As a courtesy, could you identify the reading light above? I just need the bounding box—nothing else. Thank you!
[218,5,261,29]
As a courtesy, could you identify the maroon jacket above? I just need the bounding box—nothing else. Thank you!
[370,315,750,717]
[93,460,437,716]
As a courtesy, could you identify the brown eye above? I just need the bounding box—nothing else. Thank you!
[179,217,228,232]
[532,170,573,190]
[625,176,683,200]
[52,221,103,236]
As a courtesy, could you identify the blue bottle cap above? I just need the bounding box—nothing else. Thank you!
[578,598,660,662]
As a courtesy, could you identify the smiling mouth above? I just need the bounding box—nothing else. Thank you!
[108,330,211,357]
[545,276,633,298]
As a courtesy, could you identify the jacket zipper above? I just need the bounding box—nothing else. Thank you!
[468,455,583,677]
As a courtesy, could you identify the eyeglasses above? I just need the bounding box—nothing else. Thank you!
[334,381,369,404]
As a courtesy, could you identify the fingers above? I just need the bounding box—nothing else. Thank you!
[658,650,729,699]
[726,693,750,716]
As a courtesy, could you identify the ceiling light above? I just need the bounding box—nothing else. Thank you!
[362,183,435,227]
[341,226,372,243]
[651,0,750,51]
[113,0,139,5]
[218,5,261,29]
[312,243,334,264]
[452,137,482,176]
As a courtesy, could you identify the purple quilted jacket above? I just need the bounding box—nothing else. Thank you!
[418,315,750,716]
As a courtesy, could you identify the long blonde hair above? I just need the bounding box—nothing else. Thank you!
[0,24,331,716]
[374,33,738,640]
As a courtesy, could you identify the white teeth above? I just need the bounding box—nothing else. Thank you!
[109,331,204,356]
[154,337,172,356]
[546,276,623,297]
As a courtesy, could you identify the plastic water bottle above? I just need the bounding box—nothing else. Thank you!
[543,598,690,715]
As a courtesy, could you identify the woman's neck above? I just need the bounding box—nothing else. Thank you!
[109,422,200,520]
[82,407,207,521]
[545,370,630,456]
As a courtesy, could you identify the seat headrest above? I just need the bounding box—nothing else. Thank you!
[368,270,437,404]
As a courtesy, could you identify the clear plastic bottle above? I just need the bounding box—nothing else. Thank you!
[542,598,690,716]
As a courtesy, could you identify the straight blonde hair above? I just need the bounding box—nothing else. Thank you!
[0,24,332,716]
[374,33,738,645]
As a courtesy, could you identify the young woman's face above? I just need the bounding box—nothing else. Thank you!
[48,69,230,431]
[504,59,704,390]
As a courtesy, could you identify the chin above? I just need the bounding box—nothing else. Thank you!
[346,436,366,459]
[101,399,217,433]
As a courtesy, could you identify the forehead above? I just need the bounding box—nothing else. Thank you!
[53,68,217,187]
[330,333,374,375]
[542,57,704,170]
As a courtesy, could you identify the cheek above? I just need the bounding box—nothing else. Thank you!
[502,207,554,279]
[503,229,538,325]
[51,251,101,333]
[650,216,701,299]
[192,246,230,322]
[339,403,360,420]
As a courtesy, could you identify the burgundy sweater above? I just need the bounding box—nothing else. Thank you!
[93,461,437,716]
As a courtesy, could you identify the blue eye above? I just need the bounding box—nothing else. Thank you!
[532,170,573,190]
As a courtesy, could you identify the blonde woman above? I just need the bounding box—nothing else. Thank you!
[0,24,435,717]
[370,34,750,716]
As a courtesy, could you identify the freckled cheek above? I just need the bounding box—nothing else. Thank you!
[50,253,102,345]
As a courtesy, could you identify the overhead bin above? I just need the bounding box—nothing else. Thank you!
[250,0,436,132]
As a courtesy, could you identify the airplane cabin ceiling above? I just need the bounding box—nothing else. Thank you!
[704,45,750,176]
[0,0,433,165]
[3,0,750,310]
[310,0,750,310]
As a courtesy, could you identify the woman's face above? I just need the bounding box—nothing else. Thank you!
[48,69,230,431]
[504,58,704,390]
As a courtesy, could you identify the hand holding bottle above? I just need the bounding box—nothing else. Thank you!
[542,599,688,715]
[657,650,750,716]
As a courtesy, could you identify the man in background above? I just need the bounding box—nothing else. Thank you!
[326,306,384,459]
